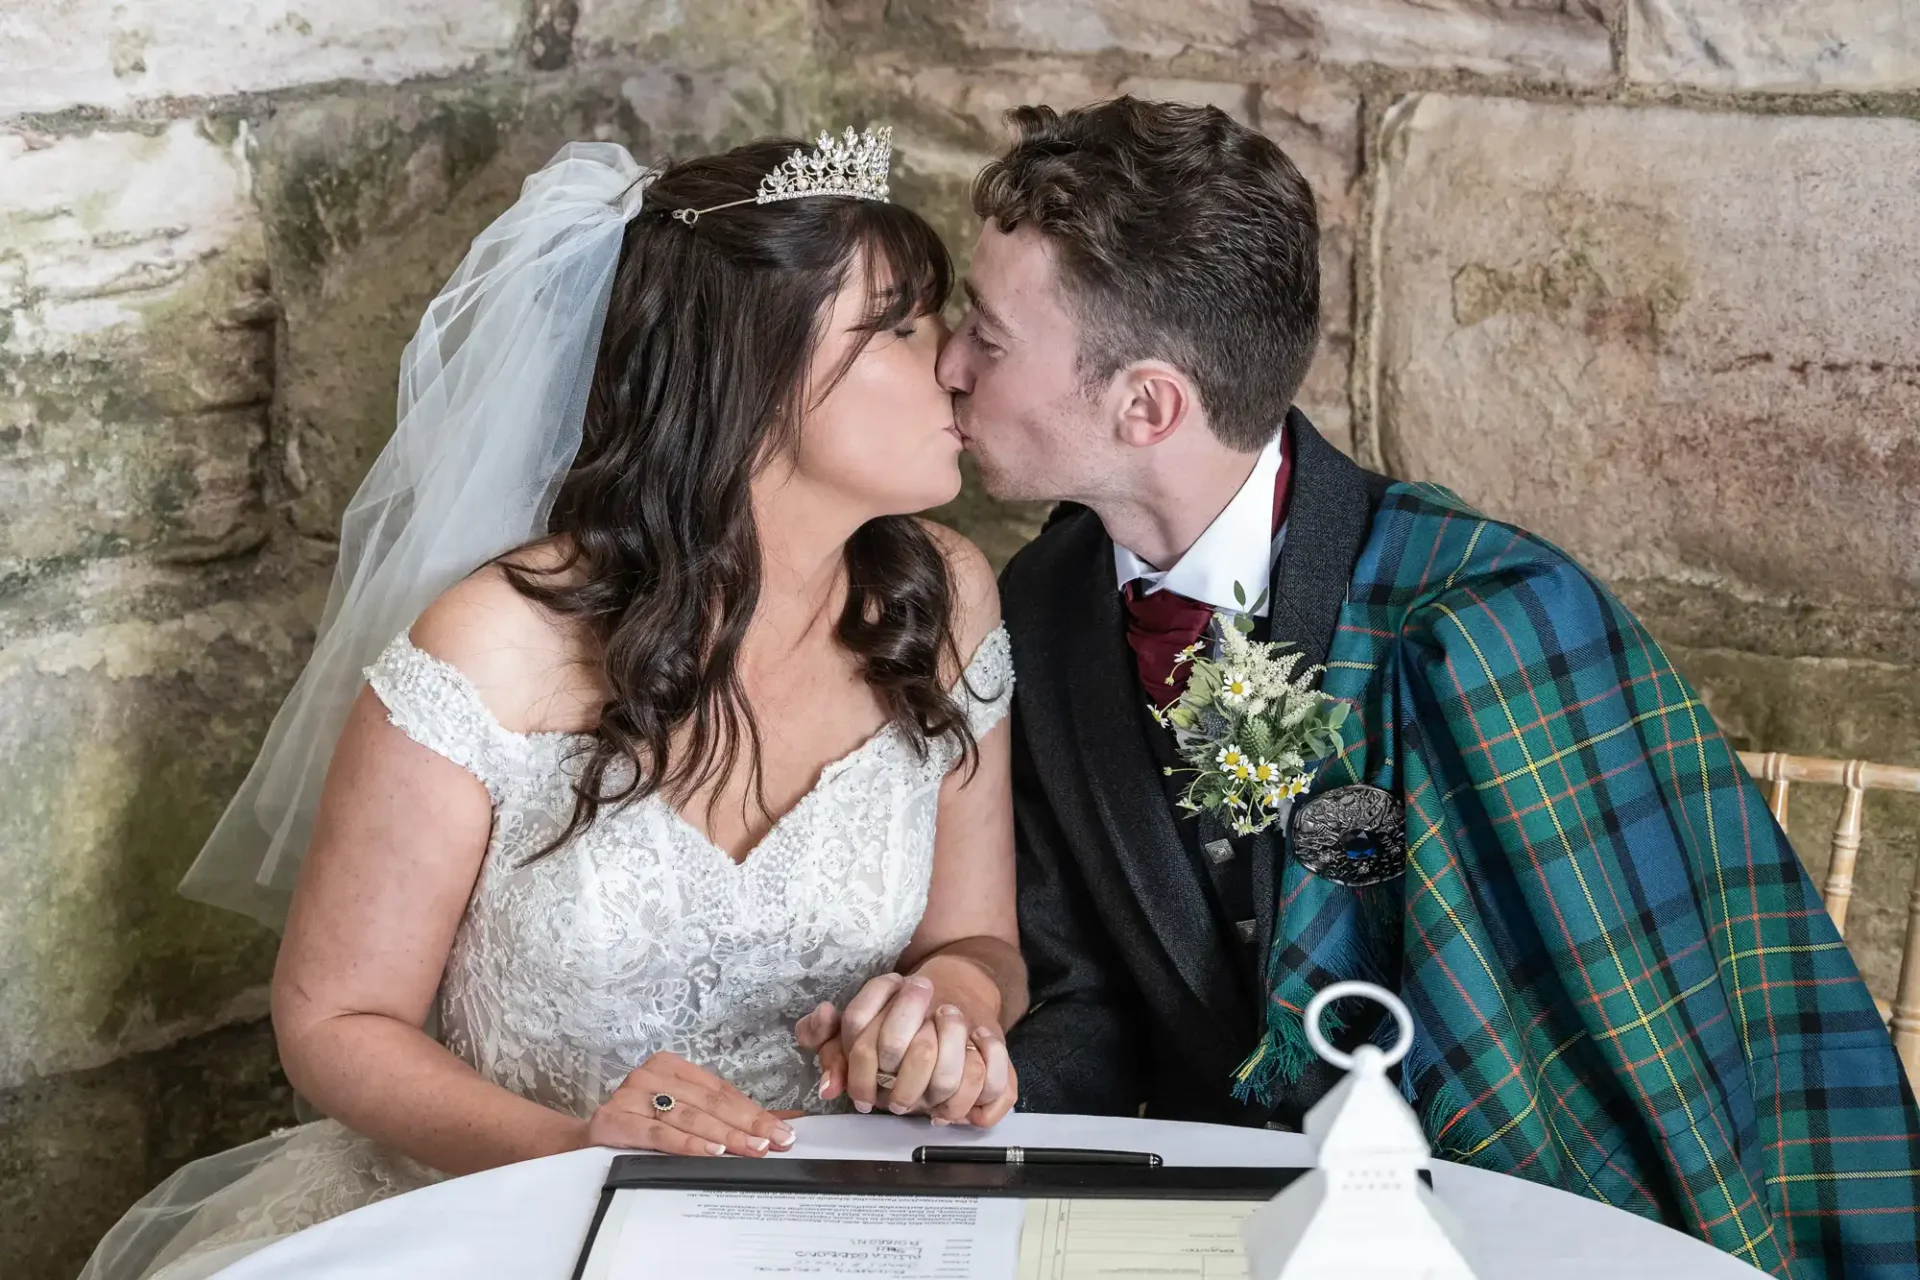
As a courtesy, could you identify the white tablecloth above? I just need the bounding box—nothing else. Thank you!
[215,1113,1766,1278]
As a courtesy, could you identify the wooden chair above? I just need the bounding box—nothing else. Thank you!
[1739,751,1920,1089]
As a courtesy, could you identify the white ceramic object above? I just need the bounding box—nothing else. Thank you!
[1242,981,1481,1280]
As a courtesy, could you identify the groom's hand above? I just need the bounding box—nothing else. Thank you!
[798,975,1016,1126]
[798,973,935,1112]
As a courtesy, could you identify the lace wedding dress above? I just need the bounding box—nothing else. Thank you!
[82,624,1013,1280]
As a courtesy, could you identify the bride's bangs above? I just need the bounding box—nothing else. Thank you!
[849,203,953,333]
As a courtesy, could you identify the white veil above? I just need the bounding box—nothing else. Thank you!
[180,142,650,929]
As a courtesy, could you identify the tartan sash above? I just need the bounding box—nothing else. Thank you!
[1244,481,1920,1279]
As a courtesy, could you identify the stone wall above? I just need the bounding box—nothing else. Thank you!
[0,6,831,1274]
[3,2,1916,1274]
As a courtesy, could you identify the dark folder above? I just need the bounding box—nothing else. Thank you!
[571,1155,1311,1280]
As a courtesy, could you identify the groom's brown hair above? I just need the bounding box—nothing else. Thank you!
[973,97,1319,451]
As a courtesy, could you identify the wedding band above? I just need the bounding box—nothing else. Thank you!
[652,1091,676,1116]
[873,1071,898,1090]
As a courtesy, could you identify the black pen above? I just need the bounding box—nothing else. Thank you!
[913,1145,1163,1167]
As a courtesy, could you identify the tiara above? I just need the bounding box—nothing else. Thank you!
[672,126,893,226]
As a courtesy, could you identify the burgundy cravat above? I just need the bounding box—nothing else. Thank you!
[1122,444,1294,709]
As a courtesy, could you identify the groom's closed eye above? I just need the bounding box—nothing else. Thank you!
[961,283,1010,354]
[960,314,1004,359]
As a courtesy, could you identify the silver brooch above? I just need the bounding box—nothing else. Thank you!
[1288,784,1406,887]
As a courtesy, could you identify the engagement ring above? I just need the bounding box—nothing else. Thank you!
[651,1092,676,1116]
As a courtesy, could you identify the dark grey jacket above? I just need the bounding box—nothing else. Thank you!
[1002,411,1390,1126]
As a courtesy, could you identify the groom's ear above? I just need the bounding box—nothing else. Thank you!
[1111,360,1197,451]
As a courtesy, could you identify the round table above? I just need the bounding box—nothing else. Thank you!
[215,1113,1766,1279]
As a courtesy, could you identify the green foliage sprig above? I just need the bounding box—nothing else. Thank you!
[1151,583,1350,836]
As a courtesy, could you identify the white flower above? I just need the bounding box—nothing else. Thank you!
[1220,670,1254,705]
[1283,774,1309,799]
[1252,758,1280,785]
[1217,744,1246,772]
[1259,786,1286,809]
[1232,816,1258,836]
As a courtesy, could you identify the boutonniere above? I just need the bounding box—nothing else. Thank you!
[1150,583,1350,837]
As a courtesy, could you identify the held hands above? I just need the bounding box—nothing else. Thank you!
[582,1051,798,1158]
[797,973,1017,1127]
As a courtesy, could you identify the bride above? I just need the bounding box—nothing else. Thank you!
[82,128,1025,1279]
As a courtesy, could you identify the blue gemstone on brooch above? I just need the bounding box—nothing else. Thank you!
[1288,784,1407,887]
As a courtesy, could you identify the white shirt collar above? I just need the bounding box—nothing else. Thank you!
[1113,432,1285,618]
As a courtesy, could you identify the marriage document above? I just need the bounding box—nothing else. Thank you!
[1018,1198,1256,1279]
[579,1190,1025,1279]
[581,1189,1262,1279]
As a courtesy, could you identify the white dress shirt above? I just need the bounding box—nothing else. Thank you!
[1112,432,1286,618]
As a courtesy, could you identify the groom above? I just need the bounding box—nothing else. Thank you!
[938,97,1920,1276]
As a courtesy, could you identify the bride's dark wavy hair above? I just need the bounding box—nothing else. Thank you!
[503,137,975,858]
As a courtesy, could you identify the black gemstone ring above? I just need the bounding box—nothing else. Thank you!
[652,1091,676,1116]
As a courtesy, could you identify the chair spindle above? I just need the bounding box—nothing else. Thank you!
[1823,761,1868,937]
[1894,851,1920,1093]
[1764,751,1790,827]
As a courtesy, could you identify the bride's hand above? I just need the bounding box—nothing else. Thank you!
[582,1051,797,1158]
[798,977,1016,1127]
